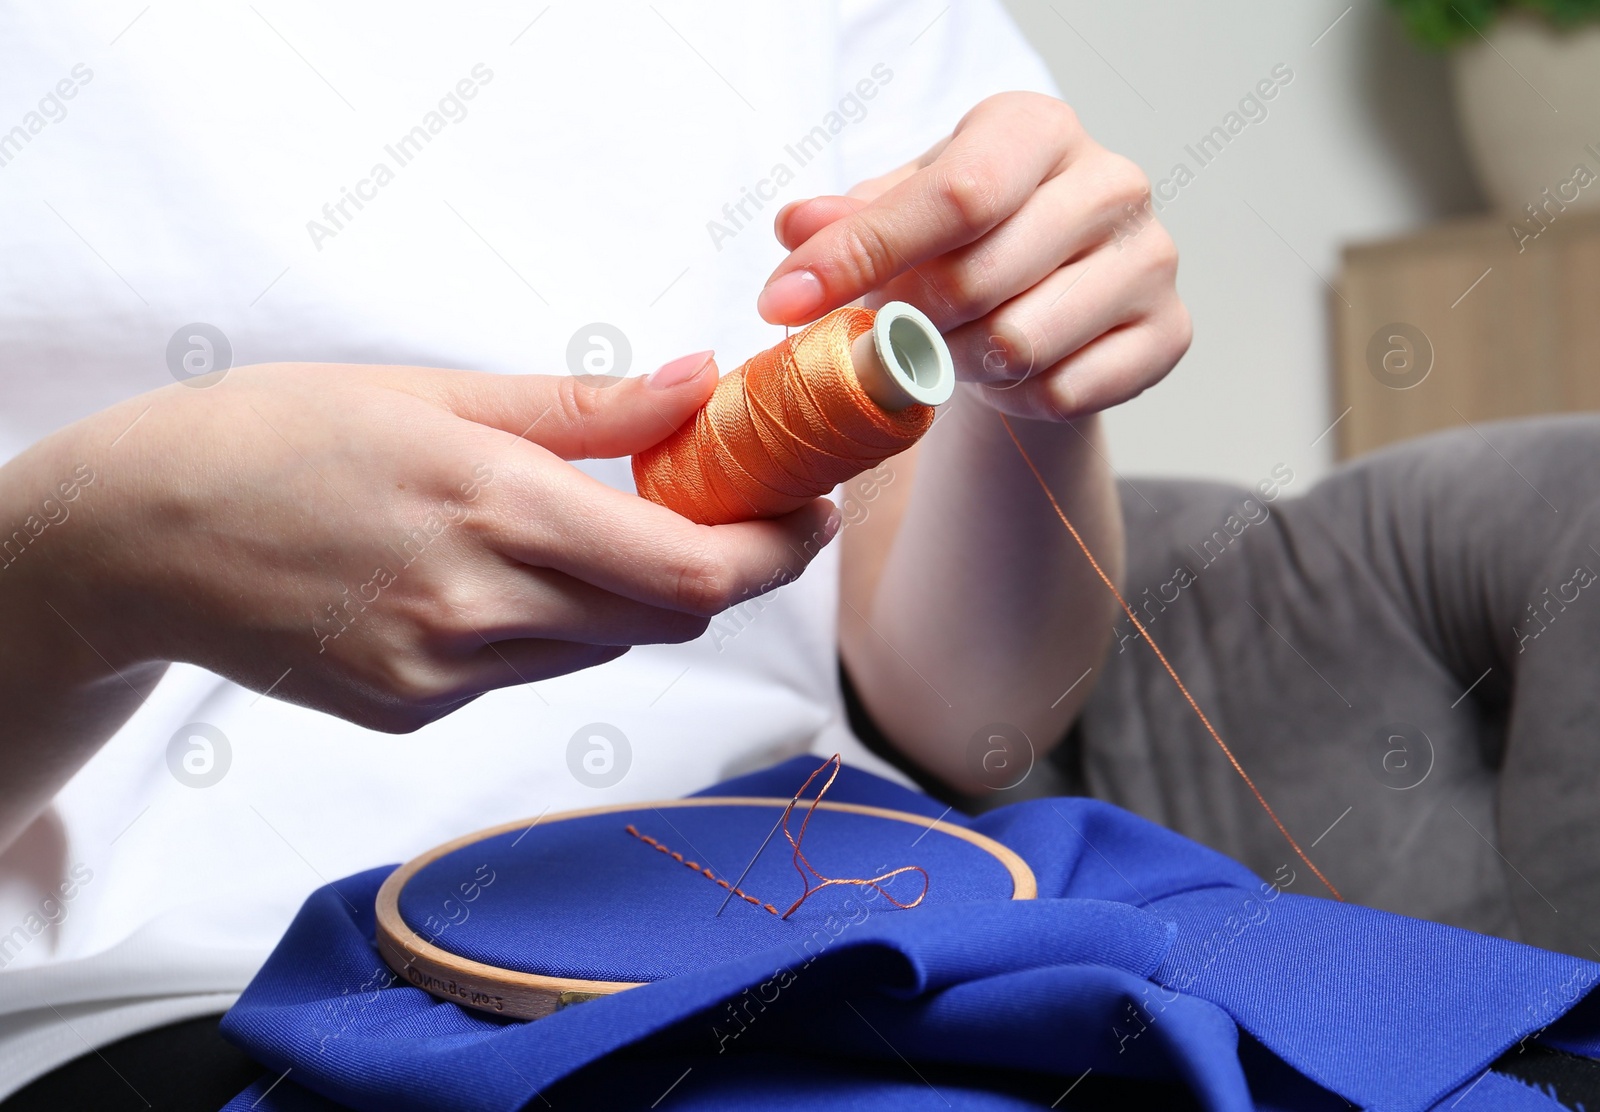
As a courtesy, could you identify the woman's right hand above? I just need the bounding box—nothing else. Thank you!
[1,355,835,740]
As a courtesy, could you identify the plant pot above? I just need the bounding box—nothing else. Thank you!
[1450,13,1600,214]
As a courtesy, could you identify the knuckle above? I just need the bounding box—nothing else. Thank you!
[1102,153,1151,207]
[980,89,1069,124]
[452,503,499,554]
[967,90,1024,123]
[467,453,545,541]
[1146,226,1180,277]
[954,95,996,133]
[945,244,1004,319]
[430,583,485,638]
[974,92,1081,146]
[552,376,604,447]
[986,317,1044,380]
[834,220,898,291]
[669,546,735,616]
[1164,304,1195,365]
[453,465,503,523]
[394,577,481,646]
[936,161,1006,233]
[361,659,442,708]
[1047,96,1082,135]
[1042,373,1085,420]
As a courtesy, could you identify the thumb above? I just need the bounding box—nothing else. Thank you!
[442,352,719,460]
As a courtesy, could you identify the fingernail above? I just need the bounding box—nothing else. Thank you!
[757,269,824,322]
[648,350,714,389]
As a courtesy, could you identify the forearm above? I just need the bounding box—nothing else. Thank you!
[0,425,166,853]
[840,390,1122,793]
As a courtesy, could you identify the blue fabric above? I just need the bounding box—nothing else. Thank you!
[219,758,1600,1111]
[398,803,1015,982]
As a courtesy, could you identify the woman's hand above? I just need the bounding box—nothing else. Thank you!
[6,357,834,734]
[0,355,837,848]
[758,91,1191,421]
[801,93,1176,792]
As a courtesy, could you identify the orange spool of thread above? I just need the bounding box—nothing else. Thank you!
[633,302,955,526]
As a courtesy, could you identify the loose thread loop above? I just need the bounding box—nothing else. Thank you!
[625,754,930,919]
[778,755,929,919]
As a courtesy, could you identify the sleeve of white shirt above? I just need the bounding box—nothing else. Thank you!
[832,0,1062,188]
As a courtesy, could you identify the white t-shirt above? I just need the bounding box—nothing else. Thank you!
[0,0,1054,1094]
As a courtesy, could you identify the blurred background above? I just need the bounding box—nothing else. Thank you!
[1003,0,1600,488]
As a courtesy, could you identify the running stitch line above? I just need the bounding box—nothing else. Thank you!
[625,824,780,915]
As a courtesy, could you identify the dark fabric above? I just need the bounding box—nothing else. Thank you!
[0,1014,263,1112]
[1071,415,1600,957]
[1493,1042,1600,1109]
[217,757,1600,1111]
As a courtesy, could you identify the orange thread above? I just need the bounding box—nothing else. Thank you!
[777,754,929,919]
[626,824,780,915]
[633,307,933,525]
[624,754,930,918]
[997,415,1342,902]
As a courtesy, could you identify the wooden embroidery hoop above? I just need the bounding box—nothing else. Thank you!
[375,796,1036,1021]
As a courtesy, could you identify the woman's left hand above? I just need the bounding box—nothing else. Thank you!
[758,91,1191,421]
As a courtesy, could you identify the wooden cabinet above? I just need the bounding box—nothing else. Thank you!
[1334,210,1600,459]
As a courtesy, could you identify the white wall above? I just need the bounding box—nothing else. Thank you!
[1003,0,1485,487]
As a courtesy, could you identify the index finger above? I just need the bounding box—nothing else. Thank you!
[755,94,1079,325]
[488,448,841,618]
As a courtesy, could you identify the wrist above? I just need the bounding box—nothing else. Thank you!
[0,571,165,856]
[0,421,142,686]
[0,428,170,852]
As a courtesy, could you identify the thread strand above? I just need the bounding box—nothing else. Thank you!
[998,414,1343,902]
[777,755,929,919]
[626,754,929,919]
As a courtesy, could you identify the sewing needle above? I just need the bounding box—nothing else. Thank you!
[715,793,800,916]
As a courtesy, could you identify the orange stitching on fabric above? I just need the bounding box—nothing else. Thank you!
[625,825,780,915]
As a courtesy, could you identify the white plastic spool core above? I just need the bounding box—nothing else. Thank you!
[848,301,955,412]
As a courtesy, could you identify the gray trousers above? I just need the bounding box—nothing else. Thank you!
[1064,416,1600,960]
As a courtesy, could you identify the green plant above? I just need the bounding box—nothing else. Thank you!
[1388,0,1600,47]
